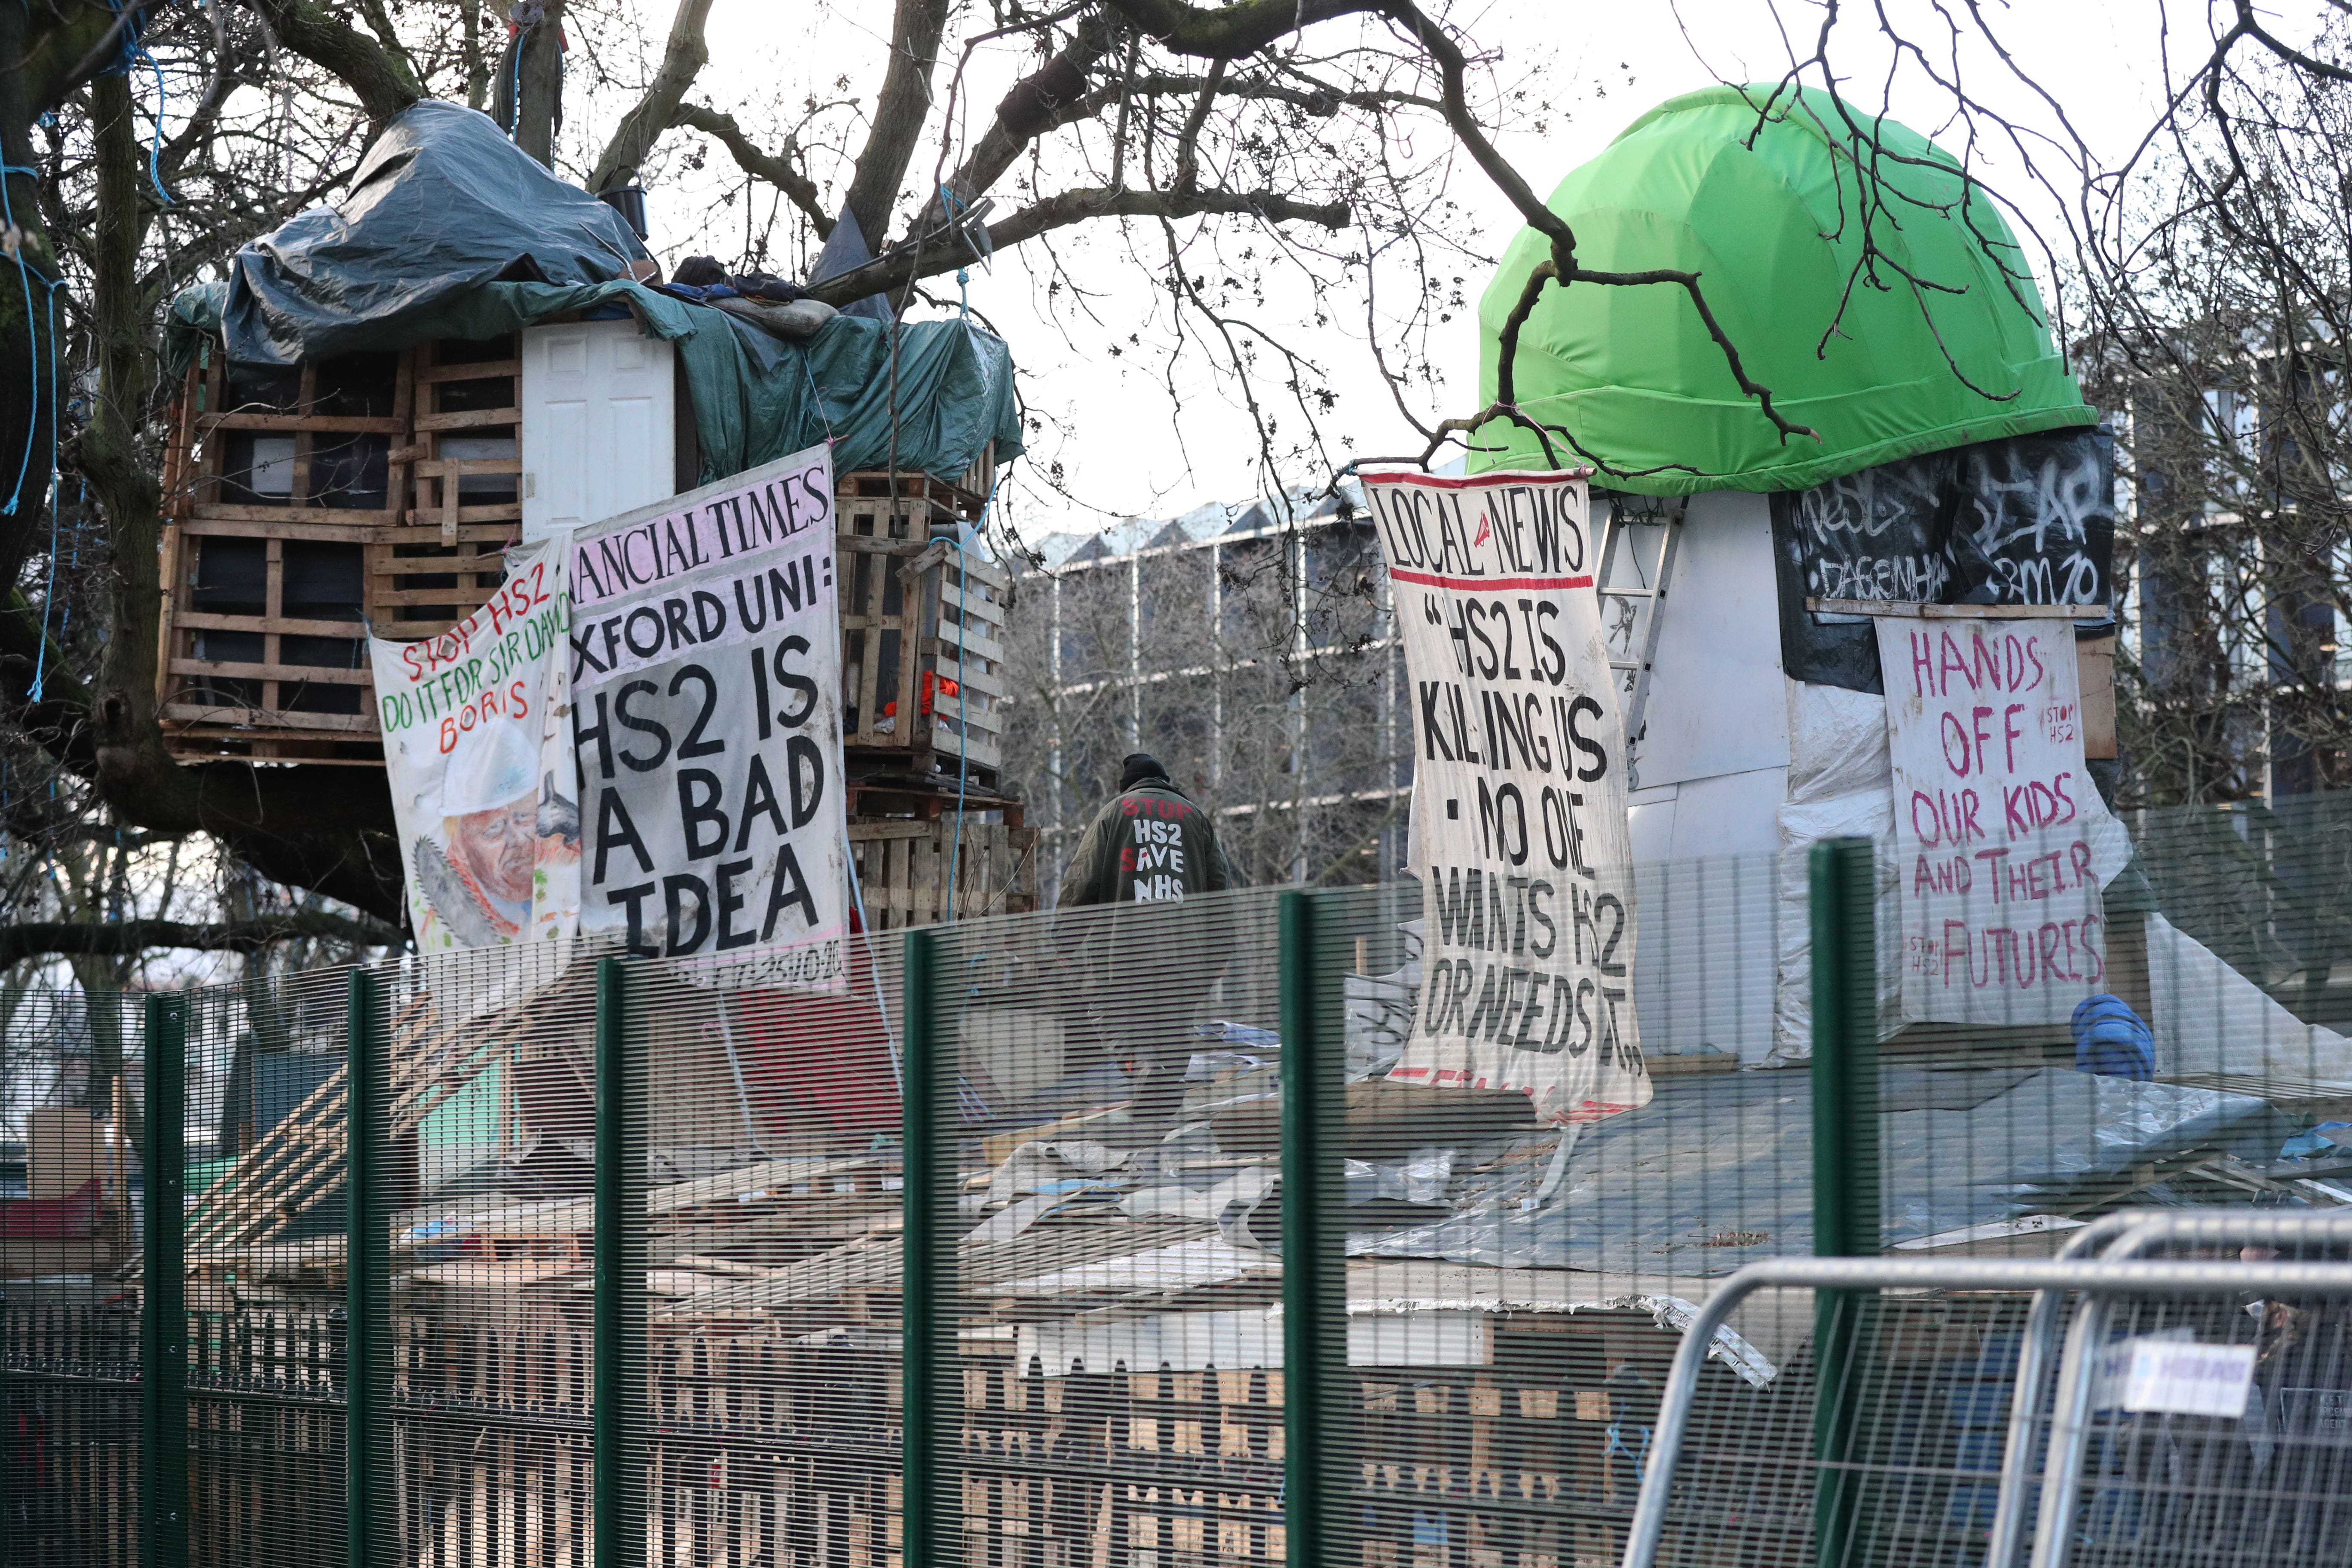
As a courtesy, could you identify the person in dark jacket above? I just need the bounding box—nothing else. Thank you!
[1055,752,1234,908]
[1056,754,1236,1161]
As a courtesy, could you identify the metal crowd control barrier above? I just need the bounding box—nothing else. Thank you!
[1988,1210,2352,1568]
[1620,1250,2352,1568]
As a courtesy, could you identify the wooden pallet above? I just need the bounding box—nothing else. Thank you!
[157,344,416,762]
[155,334,526,762]
[836,472,1010,789]
[851,816,1038,930]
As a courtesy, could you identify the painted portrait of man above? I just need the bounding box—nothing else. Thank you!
[413,718,579,946]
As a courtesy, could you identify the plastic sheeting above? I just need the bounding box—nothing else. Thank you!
[1473,86,2094,491]
[1771,679,1901,1060]
[217,100,650,366]
[163,99,1021,486]
[2144,912,2352,1089]
[1352,1066,2288,1279]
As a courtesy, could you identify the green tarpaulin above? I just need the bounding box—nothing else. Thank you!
[163,101,1017,487]
[169,278,1020,487]
[1470,85,2092,493]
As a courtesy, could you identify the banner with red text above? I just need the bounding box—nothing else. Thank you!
[371,536,579,951]
[1878,616,2133,1025]
[1362,469,1651,1124]
[570,445,849,989]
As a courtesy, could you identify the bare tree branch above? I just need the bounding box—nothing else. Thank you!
[242,0,422,129]
[591,0,717,196]
[807,184,1350,308]
[841,0,952,247]
[0,913,401,965]
[673,101,833,239]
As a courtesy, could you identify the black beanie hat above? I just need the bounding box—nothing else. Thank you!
[1120,752,1170,791]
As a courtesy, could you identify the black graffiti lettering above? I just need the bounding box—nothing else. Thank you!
[787,734,826,827]
[573,691,615,780]
[1594,893,1628,977]
[1566,695,1608,782]
[1476,779,1529,866]
[1527,880,1557,959]
[1418,681,1457,763]
[735,753,790,851]
[772,636,818,729]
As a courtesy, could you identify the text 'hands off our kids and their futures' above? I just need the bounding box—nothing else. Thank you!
[1880,618,2123,1023]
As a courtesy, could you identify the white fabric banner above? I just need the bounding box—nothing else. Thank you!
[1361,469,1652,1124]
[1877,616,2133,1024]
[570,445,850,988]
[371,537,580,950]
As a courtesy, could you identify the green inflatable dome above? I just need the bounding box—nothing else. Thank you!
[1469,85,2093,493]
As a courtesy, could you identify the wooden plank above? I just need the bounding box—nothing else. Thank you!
[848,821,933,842]
[368,586,502,608]
[177,609,368,640]
[197,412,407,434]
[168,658,370,685]
[160,703,376,733]
[1804,597,2115,620]
[182,509,389,539]
[413,457,527,476]
[413,407,522,433]
[2079,633,2117,760]
[416,358,521,383]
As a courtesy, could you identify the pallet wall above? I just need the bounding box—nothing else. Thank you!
[835,472,1010,790]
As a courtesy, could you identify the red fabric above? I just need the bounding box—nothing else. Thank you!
[729,978,901,1139]
[0,1178,99,1238]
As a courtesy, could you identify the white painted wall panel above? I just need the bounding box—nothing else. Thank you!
[1632,490,1789,789]
[520,318,676,541]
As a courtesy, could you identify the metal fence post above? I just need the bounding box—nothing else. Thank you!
[594,958,643,1568]
[1809,838,1880,1568]
[346,968,387,1568]
[1279,890,1344,1568]
[901,927,951,1568]
[141,991,188,1568]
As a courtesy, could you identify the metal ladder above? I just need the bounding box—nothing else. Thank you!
[1594,494,1686,788]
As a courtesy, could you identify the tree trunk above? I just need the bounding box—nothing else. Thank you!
[514,0,569,167]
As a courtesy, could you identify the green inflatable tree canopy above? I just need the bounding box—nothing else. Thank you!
[1470,85,2093,493]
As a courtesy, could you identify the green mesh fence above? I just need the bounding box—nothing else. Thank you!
[9,802,2352,1568]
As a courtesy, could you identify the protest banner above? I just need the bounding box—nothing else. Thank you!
[371,536,579,950]
[570,444,850,987]
[1360,469,1651,1124]
[1877,615,2132,1024]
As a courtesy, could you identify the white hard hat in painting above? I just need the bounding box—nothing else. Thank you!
[440,717,537,817]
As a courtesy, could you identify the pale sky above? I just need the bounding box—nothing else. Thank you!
[592,1,2265,545]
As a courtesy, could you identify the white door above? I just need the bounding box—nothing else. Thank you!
[520,318,677,542]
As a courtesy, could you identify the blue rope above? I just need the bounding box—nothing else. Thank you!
[507,26,530,137]
[93,7,171,202]
[137,47,173,205]
[0,162,64,523]
[937,184,985,318]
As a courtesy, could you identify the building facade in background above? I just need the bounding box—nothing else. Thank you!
[1002,488,1412,900]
